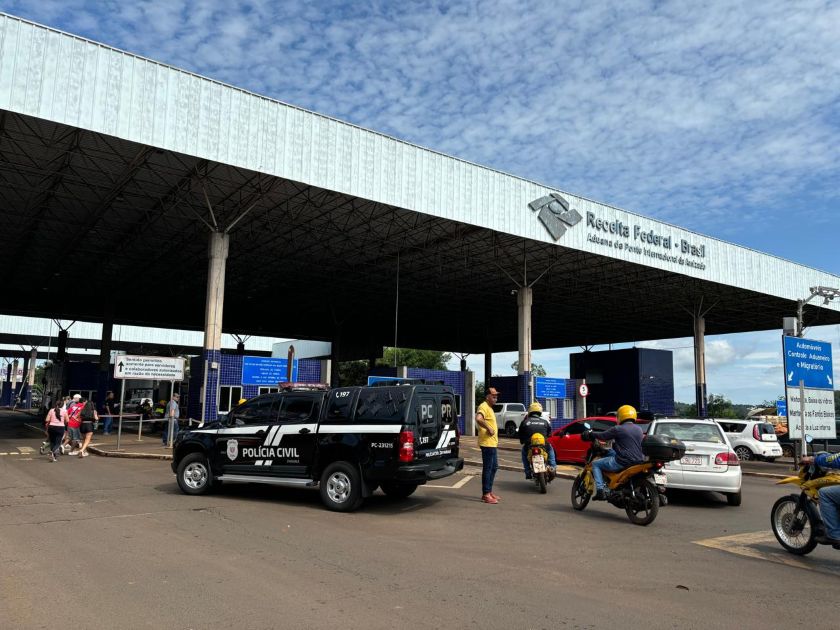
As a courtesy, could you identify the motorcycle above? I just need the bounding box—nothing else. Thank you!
[770,448,840,555]
[570,425,684,526]
[528,433,555,494]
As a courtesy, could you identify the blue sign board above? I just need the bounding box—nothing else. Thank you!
[242,356,298,385]
[534,377,567,399]
[783,336,834,390]
[776,399,787,417]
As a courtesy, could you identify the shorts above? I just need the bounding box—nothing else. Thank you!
[67,426,81,442]
[80,421,94,434]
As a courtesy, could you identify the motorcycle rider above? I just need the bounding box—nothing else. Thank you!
[800,452,840,546]
[588,404,645,501]
[518,402,557,479]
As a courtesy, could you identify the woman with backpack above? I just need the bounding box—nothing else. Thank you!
[44,400,67,462]
[77,398,99,458]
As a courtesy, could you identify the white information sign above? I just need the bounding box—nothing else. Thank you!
[786,388,836,439]
[113,355,185,380]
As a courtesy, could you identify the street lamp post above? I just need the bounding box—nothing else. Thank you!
[796,285,840,337]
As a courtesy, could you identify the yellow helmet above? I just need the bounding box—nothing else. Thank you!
[617,404,637,423]
[528,402,543,414]
[529,433,546,446]
[238,398,247,405]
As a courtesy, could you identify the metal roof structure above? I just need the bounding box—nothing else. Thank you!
[2,13,839,357]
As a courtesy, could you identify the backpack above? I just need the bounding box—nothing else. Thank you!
[81,402,95,420]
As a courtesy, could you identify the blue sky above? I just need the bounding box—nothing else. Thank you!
[2,1,839,404]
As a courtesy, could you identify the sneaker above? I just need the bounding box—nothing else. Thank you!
[490,492,501,501]
[49,454,56,462]
[815,535,840,546]
[593,489,608,501]
[79,451,89,458]
[525,473,533,480]
[481,494,498,504]
[69,450,79,456]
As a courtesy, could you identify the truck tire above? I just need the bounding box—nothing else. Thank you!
[320,461,363,512]
[176,452,213,496]
[505,422,517,437]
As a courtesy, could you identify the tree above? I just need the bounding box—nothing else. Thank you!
[510,361,547,377]
[381,348,451,370]
[337,360,369,387]
[706,393,738,418]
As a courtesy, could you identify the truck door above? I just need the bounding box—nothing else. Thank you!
[215,394,280,475]
[414,395,456,460]
[267,393,321,478]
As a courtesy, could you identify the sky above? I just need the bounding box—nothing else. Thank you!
[1,0,839,403]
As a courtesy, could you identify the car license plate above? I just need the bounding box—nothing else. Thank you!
[532,455,546,473]
[653,473,667,485]
[681,455,702,465]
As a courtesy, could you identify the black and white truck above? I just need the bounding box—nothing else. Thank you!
[172,382,464,511]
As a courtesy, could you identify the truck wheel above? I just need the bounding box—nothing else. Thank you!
[176,453,213,495]
[320,461,363,512]
[505,422,517,437]
[380,482,418,499]
[782,445,795,458]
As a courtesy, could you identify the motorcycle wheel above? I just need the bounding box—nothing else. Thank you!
[537,472,547,494]
[625,480,659,526]
[571,474,590,510]
[771,495,817,555]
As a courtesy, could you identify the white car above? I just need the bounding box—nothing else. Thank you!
[647,419,742,506]
[715,419,783,462]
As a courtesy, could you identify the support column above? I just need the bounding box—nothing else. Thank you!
[330,327,341,388]
[11,358,19,406]
[97,317,113,408]
[517,286,533,403]
[484,352,492,390]
[202,232,229,422]
[26,348,37,408]
[693,314,707,417]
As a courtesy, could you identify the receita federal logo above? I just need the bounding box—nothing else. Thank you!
[529,193,583,241]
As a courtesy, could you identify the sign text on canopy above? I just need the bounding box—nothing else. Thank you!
[242,356,298,385]
[114,355,185,380]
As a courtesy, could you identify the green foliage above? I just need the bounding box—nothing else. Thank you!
[382,348,451,369]
[337,360,369,387]
[510,361,547,377]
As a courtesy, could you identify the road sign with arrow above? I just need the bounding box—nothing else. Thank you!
[113,355,185,380]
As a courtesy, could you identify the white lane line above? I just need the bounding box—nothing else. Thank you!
[425,475,473,489]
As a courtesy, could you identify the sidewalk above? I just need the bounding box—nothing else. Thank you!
[24,420,175,460]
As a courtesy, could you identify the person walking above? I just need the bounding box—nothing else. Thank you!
[77,398,98,458]
[476,387,501,504]
[100,391,116,435]
[162,393,180,447]
[44,400,67,462]
[64,394,83,454]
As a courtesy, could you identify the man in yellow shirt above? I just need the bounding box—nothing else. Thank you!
[476,387,501,504]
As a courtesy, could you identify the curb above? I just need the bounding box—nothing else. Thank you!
[89,446,173,461]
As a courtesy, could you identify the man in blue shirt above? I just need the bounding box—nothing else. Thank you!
[589,404,645,500]
[801,451,840,546]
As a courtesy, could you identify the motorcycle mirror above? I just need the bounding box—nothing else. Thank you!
[805,435,814,444]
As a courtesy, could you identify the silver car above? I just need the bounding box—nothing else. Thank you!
[647,419,742,506]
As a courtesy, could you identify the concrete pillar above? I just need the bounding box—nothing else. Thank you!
[517,286,533,403]
[201,232,230,422]
[693,314,707,417]
[320,359,331,385]
[26,348,37,408]
[464,370,476,436]
[330,326,341,388]
[57,329,68,363]
[97,318,113,408]
[484,353,492,389]
[11,358,19,406]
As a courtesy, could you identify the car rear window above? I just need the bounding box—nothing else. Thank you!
[492,404,503,413]
[652,422,725,444]
[756,423,775,435]
[354,387,411,423]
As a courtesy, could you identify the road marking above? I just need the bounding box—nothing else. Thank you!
[18,446,34,453]
[694,531,840,576]
[425,475,474,489]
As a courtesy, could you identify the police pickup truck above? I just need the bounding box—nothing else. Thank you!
[172,382,464,511]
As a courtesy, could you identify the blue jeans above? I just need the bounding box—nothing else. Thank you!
[480,446,498,495]
[162,418,179,445]
[102,415,113,434]
[521,444,556,477]
[592,449,624,491]
[819,485,840,539]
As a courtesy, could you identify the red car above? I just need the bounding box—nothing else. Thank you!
[548,416,651,464]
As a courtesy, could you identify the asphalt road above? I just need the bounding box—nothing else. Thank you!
[2,410,839,630]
